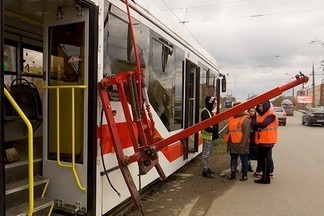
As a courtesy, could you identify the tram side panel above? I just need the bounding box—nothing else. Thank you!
[97,101,204,213]
[98,2,213,213]
[87,0,218,213]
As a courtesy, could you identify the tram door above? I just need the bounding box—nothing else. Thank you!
[42,6,90,209]
[184,60,200,158]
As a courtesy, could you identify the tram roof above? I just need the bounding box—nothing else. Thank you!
[3,0,219,73]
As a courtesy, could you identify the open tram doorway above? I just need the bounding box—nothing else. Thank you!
[183,60,200,159]
[2,1,98,214]
[42,3,98,213]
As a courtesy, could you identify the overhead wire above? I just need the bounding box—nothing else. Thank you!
[180,5,324,23]
[226,77,289,84]
[159,1,323,90]
[159,0,204,48]
[161,0,324,23]
[160,0,183,23]
[165,0,254,11]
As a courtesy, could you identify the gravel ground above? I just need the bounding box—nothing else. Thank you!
[123,139,235,216]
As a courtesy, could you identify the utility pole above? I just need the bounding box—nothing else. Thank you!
[312,63,315,107]
[285,73,295,97]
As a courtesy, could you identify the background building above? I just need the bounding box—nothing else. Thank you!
[306,83,324,107]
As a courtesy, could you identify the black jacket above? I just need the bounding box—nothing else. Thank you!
[201,96,219,140]
[253,100,276,129]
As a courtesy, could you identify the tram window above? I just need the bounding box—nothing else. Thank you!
[105,6,149,77]
[152,39,163,72]
[107,13,135,74]
[297,89,305,96]
[221,75,226,92]
[49,22,85,84]
[3,44,17,73]
[22,48,44,101]
[23,48,43,75]
[131,23,149,70]
[3,44,18,87]
[199,68,208,108]
[208,73,216,95]
[148,36,176,131]
[48,22,85,164]
[173,47,184,130]
[152,38,173,73]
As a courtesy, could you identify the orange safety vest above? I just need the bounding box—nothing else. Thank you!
[224,115,249,144]
[255,110,278,144]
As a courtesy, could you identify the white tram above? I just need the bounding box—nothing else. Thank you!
[1,0,223,215]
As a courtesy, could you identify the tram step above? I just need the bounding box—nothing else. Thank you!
[5,176,49,210]
[4,120,42,142]
[5,137,43,184]
[6,197,54,216]
[5,159,42,184]
[6,175,48,195]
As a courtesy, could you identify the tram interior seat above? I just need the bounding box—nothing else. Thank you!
[4,78,43,142]
[4,79,43,162]
[9,78,43,121]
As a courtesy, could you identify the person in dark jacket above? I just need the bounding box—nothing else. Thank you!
[253,100,278,184]
[248,107,258,172]
[200,96,219,178]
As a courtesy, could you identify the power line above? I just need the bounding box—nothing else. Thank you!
[160,0,182,22]
[183,5,324,23]
[159,0,206,50]
[227,78,290,84]
[163,0,253,11]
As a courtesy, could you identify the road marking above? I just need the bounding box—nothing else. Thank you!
[172,173,194,177]
[179,196,200,216]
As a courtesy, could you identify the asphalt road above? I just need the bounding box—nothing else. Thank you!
[206,111,324,216]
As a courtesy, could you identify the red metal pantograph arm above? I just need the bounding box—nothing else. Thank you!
[98,82,143,209]
[125,73,309,164]
[125,0,143,106]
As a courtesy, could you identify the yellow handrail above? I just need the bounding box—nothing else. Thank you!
[4,88,34,216]
[44,85,87,191]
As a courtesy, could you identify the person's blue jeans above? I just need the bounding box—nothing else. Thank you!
[230,153,249,174]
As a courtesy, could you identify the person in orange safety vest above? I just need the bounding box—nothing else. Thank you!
[253,100,278,184]
[225,102,251,181]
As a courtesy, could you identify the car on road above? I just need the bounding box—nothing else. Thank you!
[302,108,324,126]
[273,106,287,126]
[281,99,294,116]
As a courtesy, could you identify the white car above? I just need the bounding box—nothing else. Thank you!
[273,106,287,126]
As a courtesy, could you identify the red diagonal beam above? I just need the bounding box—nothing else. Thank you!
[126,74,309,163]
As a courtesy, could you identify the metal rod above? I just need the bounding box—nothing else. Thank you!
[0,0,5,214]
[127,74,309,163]
[312,63,315,107]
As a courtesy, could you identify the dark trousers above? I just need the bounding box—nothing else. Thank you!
[257,146,273,180]
[256,148,274,173]
[230,153,249,174]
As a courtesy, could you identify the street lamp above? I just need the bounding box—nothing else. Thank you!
[310,39,324,47]
[285,73,295,97]
[312,63,315,107]
[309,40,322,106]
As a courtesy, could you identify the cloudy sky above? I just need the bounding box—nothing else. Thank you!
[151,0,324,101]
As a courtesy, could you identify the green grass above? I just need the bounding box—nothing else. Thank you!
[213,138,228,155]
